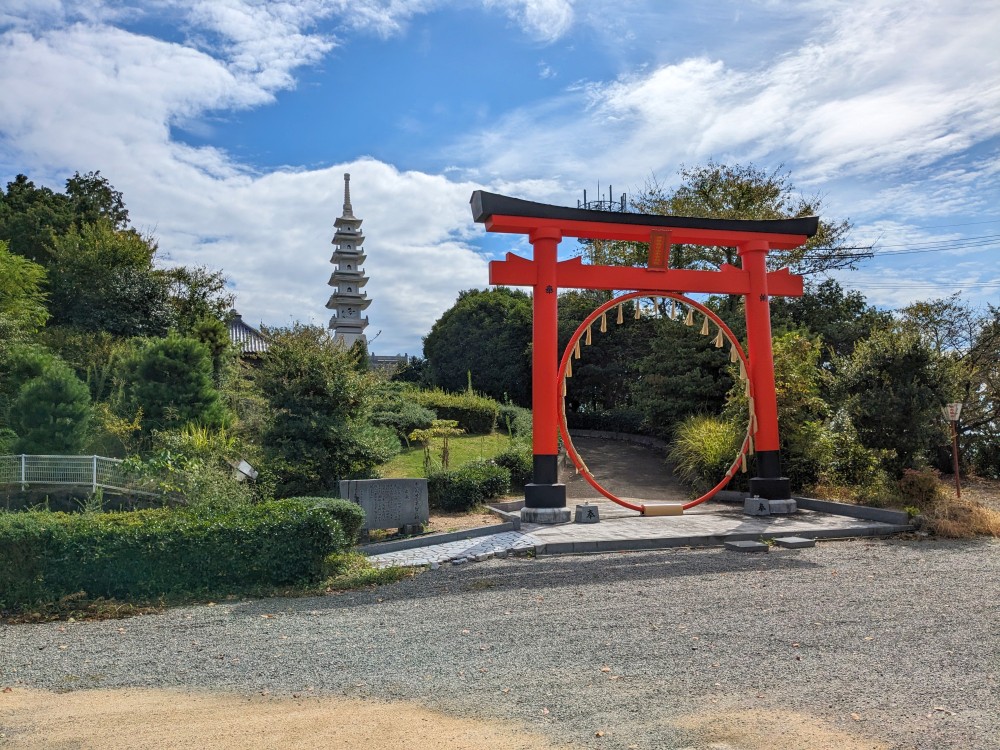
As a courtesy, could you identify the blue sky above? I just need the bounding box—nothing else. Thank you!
[1,0,998,355]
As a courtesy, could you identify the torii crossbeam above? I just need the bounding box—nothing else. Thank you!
[471,191,818,519]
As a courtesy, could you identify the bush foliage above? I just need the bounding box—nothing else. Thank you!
[412,389,499,435]
[668,414,742,491]
[492,445,532,487]
[427,460,510,512]
[0,499,355,612]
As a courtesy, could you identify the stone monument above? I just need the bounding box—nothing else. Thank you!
[338,478,429,534]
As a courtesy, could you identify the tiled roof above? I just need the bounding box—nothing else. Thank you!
[228,311,269,354]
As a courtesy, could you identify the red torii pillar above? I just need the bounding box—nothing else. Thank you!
[470,192,818,520]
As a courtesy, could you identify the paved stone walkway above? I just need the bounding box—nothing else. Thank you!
[367,436,913,569]
[367,505,912,568]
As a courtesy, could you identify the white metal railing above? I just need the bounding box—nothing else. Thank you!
[0,455,147,494]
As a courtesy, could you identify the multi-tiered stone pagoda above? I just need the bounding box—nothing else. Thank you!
[326,173,370,348]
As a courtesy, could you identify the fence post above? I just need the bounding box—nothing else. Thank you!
[93,455,98,492]
[20,453,26,491]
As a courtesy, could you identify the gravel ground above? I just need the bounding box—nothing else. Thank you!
[2,538,999,749]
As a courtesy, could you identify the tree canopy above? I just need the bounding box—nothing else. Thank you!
[582,162,860,277]
[123,335,228,434]
[256,324,399,496]
[47,220,174,337]
[0,240,49,345]
[423,287,533,406]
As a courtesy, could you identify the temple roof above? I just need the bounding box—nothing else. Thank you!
[227,310,269,355]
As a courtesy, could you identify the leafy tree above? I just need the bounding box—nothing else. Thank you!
[0,343,64,430]
[188,316,237,384]
[123,335,228,434]
[770,279,892,363]
[37,328,143,402]
[10,365,92,454]
[558,291,649,416]
[899,296,1000,477]
[255,324,399,496]
[0,240,49,347]
[635,316,733,439]
[0,174,73,264]
[165,265,235,335]
[579,162,858,325]
[630,162,856,275]
[47,219,174,336]
[64,170,129,230]
[833,327,958,476]
[423,288,532,406]
[390,355,432,386]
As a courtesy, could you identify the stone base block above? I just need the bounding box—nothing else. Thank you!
[724,540,769,553]
[522,507,572,524]
[743,497,798,516]
[574,504,600,523]
[774,536,815,549]
[768,499,797,514]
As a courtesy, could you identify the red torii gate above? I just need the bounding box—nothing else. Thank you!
[470,191,819,520]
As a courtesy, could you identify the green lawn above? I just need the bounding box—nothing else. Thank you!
[380,432,515,478]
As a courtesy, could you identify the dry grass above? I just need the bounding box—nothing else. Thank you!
[920,475,1000,539]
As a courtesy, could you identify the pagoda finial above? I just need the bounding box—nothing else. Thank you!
[342,173,354,218]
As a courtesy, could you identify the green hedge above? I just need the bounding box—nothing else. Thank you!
[0,498,358,611]
[428,460,511,512]
[283,496,366,543]
[412,389,499,435]
[493,446,533,487]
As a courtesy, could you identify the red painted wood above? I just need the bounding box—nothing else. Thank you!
[740,240,781,455]
[529,228,561,458]
[490,255,804,297]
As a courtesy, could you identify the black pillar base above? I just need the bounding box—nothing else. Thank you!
[525,482,567,508]
[749,476,792,500]
[525,454,567,508]
[750,450,791,500]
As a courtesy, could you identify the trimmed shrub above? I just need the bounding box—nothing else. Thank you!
[371,400,436,444]
[412,389,499,435]
[283,496,366,544]
[493,445,532,487]
[0,499,349,612]
[427,460,511,512]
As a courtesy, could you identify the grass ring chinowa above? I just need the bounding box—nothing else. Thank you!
[557,291,756,515]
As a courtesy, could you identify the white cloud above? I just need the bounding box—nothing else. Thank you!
[0,5,490,354]
[3,0,999,356]
[151,160,488,355]
[458,0,1000,199]
[484,0,574,42]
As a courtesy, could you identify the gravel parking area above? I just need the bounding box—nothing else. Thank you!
[2,538,998,749]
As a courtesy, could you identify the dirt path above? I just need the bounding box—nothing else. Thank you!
[0,688,890,750]
[0,689,569,750]
[561,435,688,504]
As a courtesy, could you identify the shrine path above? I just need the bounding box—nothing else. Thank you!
[561,434,690,507]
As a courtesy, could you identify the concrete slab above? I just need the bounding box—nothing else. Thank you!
[725,540,770,553]
[364,502,914,569]
[774,536,816,549]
